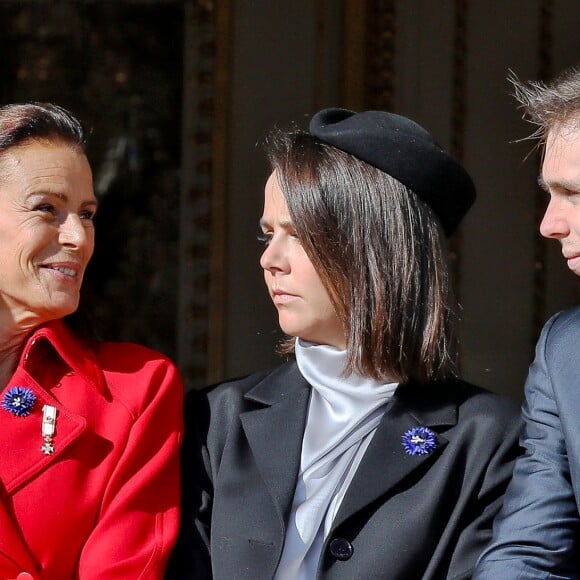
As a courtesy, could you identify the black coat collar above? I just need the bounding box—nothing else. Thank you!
[240,361,459,531]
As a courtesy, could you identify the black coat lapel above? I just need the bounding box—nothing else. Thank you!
[240,362,310,524]
[333,381,456,529]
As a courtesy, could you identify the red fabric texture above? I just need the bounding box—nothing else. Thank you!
[0,320,183,579]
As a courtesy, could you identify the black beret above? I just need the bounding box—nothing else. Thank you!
[309,108,476,236]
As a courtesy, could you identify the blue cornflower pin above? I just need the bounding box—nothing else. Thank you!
[402,426,437,456]
[2,386,37,417]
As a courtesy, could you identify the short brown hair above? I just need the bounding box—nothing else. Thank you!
[511,66,580,147]
[265,129,458,384]
[0,102,86,154]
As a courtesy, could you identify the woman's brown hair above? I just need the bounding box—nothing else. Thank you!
[0,102,86,153]
[266,129,458,384]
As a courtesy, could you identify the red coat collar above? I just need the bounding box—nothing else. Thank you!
[19,320,106,394]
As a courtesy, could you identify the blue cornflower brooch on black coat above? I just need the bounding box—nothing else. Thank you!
[402,426,437,456]
[2,386,37,417]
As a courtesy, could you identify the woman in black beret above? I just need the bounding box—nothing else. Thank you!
[168,109,521,580]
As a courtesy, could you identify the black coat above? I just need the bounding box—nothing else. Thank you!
[168,361,521,580]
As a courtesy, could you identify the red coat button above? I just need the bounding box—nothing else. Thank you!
[17,573,34,580]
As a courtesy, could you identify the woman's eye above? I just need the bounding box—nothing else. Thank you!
[289,230,302,244]
[36,203,56,214]
[80,209,96,222]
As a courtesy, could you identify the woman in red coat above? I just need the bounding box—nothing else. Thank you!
[0,103,183,579]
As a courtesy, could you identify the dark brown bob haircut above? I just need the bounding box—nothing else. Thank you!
[265,129,458,384]
[0,102,86,158]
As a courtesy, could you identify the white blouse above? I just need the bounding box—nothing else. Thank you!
[274,339,398,580]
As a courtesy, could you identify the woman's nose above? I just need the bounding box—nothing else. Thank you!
[260,238,288,273]
[59,214,91,249]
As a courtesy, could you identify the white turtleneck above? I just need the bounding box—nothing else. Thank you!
[274,339,398,580]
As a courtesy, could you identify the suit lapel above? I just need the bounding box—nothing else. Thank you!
[0,368,87,495]
[240,371,459,541]
[240,362,310,523]
[333,381,456,529]
[0,322,97,574]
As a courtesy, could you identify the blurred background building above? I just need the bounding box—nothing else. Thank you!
[2,0,579,400]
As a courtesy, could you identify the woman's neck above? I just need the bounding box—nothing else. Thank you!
[0,323,34,389]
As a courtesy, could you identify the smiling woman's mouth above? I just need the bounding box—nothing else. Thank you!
[41,265,78,278]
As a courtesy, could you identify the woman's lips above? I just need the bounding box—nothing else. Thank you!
[272,290,297,304]
[40,262,82,280]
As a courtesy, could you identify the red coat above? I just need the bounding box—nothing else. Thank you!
[0,320,183,579]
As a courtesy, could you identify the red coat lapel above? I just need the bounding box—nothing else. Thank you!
[0,500,38,576]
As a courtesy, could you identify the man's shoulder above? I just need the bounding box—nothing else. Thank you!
[530,306,580,389]
[542,306,580,350]
[552,305,580,326]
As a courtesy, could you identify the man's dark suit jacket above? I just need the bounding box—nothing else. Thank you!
[475,307,580,578]
[168,362,521,580]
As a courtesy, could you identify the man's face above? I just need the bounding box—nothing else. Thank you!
[540,125,580,276]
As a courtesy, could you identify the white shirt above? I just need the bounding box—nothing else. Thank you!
[274,339,398,580]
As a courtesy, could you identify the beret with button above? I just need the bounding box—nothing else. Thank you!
[309,108,476,236]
